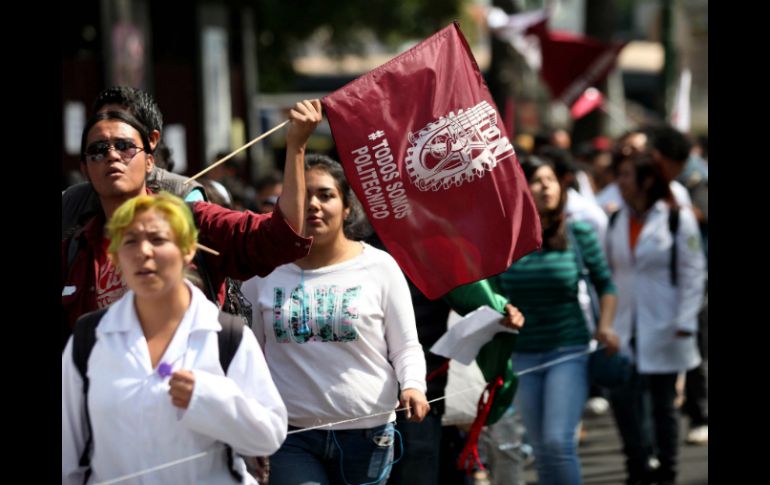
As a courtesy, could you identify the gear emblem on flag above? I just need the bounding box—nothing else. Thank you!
[406,101,512,191]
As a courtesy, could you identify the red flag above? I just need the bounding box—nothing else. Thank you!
[531,28,626,106]
[323,23,541,300]
[570,87,604,120]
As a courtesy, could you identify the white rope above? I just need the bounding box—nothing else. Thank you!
[286,386,482,435]
[87,344,606,484]
[516,343,604,376]
[92,451,209,485]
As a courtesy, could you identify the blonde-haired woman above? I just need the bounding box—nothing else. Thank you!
[62,192,287,484]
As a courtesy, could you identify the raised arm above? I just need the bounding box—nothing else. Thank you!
[279,99,323,234]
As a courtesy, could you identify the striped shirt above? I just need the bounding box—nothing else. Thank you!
[494,221,616,352]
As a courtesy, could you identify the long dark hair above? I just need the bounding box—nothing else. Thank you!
[520,155,568,251]
[305,154,372,240]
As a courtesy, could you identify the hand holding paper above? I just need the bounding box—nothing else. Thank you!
[430,305,519,365]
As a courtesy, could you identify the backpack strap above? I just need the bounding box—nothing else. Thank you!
[216,311,247,483]
[668,206,680,287]
[72,308,108,381]
[217,311,245,374]
[71,307,108,483]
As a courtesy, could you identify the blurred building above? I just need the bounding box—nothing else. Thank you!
[62,0,707,189]
[62,0,300,188]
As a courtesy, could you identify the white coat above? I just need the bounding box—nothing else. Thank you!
[567,187,609,253]
[62,282,288,484]
[607,200,705,374]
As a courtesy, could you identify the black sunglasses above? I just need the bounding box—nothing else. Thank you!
[85,139,144,163]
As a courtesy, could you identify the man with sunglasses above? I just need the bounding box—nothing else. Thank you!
[62,86,206,239]
[62,101,323,348]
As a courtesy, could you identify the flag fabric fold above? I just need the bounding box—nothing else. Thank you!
[323,22,541,300]
[487,8,626,108]
[532,29,627,106]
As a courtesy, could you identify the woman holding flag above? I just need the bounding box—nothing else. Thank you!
[243,154,429,485]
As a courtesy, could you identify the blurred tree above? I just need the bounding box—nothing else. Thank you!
[252,0,463,91]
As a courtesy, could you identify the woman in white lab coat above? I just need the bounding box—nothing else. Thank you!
[605,152,705,485]
[62,193,287,484]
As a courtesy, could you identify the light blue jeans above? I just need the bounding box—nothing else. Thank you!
[270,422,396,485]
[512,345,589,485]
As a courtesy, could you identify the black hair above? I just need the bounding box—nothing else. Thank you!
[305,153,372,240]
[80,110,151,163]
[537,145,577,180]
[93,86,163,133]
[621,152,673,210]
[519,155,568,251]
[648,125,692,164]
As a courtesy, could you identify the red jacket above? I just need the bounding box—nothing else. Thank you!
[62,201,311,337]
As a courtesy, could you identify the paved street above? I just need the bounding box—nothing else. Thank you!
[520,410,709,484]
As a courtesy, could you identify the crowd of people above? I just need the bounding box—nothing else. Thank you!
[62,86,707,485]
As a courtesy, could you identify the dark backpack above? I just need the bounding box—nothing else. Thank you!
[608,206,680,286]
[71,308,248,483]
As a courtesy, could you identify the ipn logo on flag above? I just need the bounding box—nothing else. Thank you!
[405,101,515,192]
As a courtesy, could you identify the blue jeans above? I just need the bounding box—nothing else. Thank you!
[270,423,396,485]
[512,345,589,485]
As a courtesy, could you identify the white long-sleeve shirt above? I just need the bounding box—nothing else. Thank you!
[62,282,287,484]
[242,242,426,430]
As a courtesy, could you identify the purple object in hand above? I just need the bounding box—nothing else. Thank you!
[158,362,173,378]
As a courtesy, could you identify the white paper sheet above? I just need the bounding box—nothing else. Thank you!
[430,305,518,365]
